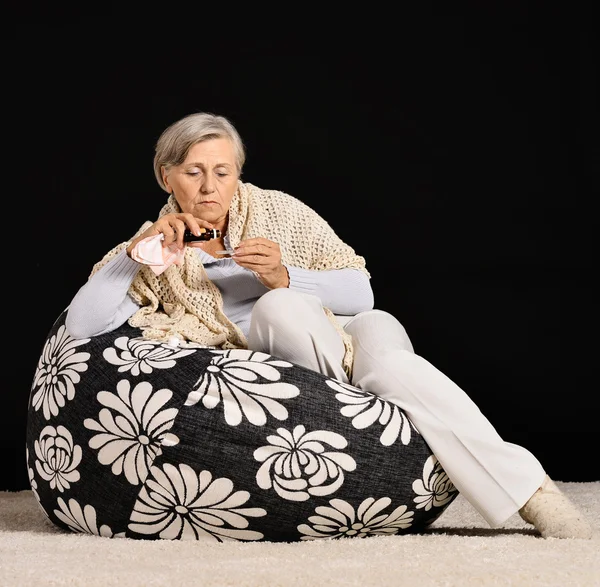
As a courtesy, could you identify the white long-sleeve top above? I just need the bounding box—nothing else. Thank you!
[65,246,375,340]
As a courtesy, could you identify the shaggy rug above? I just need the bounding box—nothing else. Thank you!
[1,482,598,586]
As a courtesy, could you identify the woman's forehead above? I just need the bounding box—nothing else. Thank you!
[184,138,236,165]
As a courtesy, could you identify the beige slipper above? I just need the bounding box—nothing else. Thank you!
[519,476,592,539]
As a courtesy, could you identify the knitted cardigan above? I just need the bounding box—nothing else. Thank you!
[90,181,370,376]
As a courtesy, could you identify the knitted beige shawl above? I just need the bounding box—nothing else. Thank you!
[91,181,370,376]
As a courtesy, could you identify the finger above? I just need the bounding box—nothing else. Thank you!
[182,214,214,237]
[232,257,275,273]
[172,219,189,249]
[234,254,269,265]
[234,244,276,258]
[158,222,177,246]
[232,250,264,261]
[237,238,276,250]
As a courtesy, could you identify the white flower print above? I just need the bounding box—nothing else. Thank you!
[326,379,418,446]
[54,497,125,537]
[128,463,266,541]
[30,324,91,420]
[84,379,180,485]
[185,349,300,426]
[412,455,457,510]
[103,336,197,376]
[254,425,356,501]
[34,425,82,492]
[26,447,40,500]
[298,497,414,540]
[26,447,50,520]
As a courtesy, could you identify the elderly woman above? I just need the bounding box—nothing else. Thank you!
[66,112,591,540]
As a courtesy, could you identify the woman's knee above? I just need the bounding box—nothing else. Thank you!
[345,309,415,353]
[251,289,317,330]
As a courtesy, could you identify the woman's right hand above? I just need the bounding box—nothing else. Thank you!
[126,213,214,257]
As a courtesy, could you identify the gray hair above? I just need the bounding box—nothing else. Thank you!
[153,112,246,192]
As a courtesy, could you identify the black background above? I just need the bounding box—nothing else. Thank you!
[6,5,598,491]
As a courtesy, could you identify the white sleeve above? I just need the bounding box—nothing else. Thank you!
[286,266,374,315]
[65,250,141,339]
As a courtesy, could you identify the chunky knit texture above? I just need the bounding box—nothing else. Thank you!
[90,181,370,376]
[519,475,593,539]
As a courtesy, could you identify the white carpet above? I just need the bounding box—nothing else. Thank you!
[1,482,598,586]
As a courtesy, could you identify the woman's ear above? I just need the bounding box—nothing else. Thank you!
[161,166,172,193]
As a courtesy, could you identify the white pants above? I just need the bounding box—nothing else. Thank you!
[248,289,546,527]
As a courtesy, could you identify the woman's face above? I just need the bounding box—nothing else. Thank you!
[162,137,239,230]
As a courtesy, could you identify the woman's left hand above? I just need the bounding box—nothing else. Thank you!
[230,238,289,289]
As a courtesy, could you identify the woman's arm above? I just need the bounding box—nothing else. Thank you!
[65,250,141,339]
[286,266,374,315]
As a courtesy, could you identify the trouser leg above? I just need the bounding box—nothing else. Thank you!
[344,309,546,527]
[248,289,349,382]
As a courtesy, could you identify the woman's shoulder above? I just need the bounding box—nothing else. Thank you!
[243,181,312,211]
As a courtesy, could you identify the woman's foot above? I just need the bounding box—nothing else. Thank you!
[519,476,592,539]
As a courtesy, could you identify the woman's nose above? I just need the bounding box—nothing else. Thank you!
[201,176,215,193]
